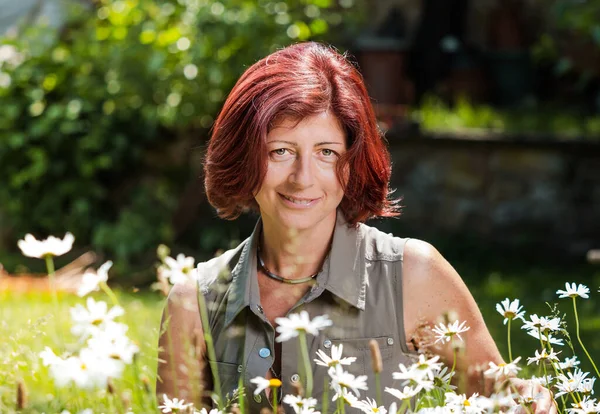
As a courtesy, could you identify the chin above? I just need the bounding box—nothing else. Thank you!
[272,208,337,232]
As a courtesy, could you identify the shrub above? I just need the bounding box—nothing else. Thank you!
[0,0,366,274]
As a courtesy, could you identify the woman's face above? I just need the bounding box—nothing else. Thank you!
[255,111,347,233]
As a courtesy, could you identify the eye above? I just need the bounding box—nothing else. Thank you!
[321,148,337,157]
[273,148,288,156]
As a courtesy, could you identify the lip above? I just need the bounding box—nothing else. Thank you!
[278,193,321,208]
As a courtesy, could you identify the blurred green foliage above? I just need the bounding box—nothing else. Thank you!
[534,0,600,78]
[0,0,366,273]
[414,95,600,139]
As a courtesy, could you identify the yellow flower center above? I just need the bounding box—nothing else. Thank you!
[269,379,282,388]
[498,363,506,367]
[463,400,471,407]
[505,311,515,318]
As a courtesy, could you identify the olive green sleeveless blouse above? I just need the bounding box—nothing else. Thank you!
[195,213,417,413]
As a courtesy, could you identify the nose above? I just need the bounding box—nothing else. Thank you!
[289,154,314,188]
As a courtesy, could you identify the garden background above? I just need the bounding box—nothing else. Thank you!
[0,0,599,412]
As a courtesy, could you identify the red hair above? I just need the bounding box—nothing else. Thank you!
[204,42,400,225]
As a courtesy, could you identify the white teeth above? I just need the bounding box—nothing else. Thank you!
[283,195,313,205]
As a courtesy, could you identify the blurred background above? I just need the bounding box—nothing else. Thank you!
[1,0,600,395]
[0,0,599,285]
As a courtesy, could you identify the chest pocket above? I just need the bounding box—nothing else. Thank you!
[329,336,395,376]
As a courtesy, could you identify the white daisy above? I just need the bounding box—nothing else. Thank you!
[249,376,281,395]
[432,366,456,389]
[77,261,113,297]
[17,232,75,258]
[356,397,387,414]
[527,348,561,366]
[158,394,193,413]
[522,314,561,333]
[161,253,196,285]
[557,283,590,299]
[50,347,120,389]
[479,392,518,412]
[444,392,486,414]
[496,298,526,325]
[530,375,554,387]
[86,322,139,364]
[283,394,318,414]
[432,320,470,344]
[567,396,598,414]
[328,364,368,397]
[315,343,356,368]
[413,354,444,380]
[384,386,418,401]
[70,298,124,338]
[275,311,332,342]
[559,356,581,370]
[555,369,589,398]
[331,386,360,407]
[483,357,522,380]
[525,329,565,346]
[195,408,224,414]
[579,377,596,394]
[39,346,62,366]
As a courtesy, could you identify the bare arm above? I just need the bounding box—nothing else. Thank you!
[402,239,503,394]
[156,281,211,407]
[402,240,556,413]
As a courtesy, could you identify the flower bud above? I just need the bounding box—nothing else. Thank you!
[17,380,27,410]
[369,339,383,373]
[17,380,27,411]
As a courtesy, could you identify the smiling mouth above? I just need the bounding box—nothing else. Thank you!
[279,194,319,205]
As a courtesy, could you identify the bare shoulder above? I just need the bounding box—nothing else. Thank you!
[403,239,459,285]
[166,281,200,315]
[402,239,477,330]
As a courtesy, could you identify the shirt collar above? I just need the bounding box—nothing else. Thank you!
[223,211,366,327]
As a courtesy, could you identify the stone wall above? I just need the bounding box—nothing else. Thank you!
[380,132,600,258]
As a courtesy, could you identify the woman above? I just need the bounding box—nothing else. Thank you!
[156,42,554,413]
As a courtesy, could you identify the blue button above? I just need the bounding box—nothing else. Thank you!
[259,348,271,358]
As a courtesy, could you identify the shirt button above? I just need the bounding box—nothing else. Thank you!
[323,339,332,349]
[259,348,271,358]
[291,373,300,383]
[237,365,243,373]
[387,337,394,345]
[254,394,262,403]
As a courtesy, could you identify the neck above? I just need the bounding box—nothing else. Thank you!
[259,213,337,280]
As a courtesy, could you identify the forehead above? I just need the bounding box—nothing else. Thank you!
[267,112,346,143]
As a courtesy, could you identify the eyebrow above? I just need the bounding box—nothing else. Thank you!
[267,140,344,146]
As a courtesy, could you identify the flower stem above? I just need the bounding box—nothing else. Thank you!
[100,281,119,307]
[375,372,382,407]
[572,297,600,378]
[44,255,60,344]
[507,318,513,362]
[197,288,224,408]
[272,386,278,414]
[44,255,58,310]
[298,332,313,397]
[322,377,329,414]
[449,347,458,387]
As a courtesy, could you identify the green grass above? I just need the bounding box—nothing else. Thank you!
[0,289,165,413]
[1,261,598,412]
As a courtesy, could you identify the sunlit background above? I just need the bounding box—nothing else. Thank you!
[0,0,599,411]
